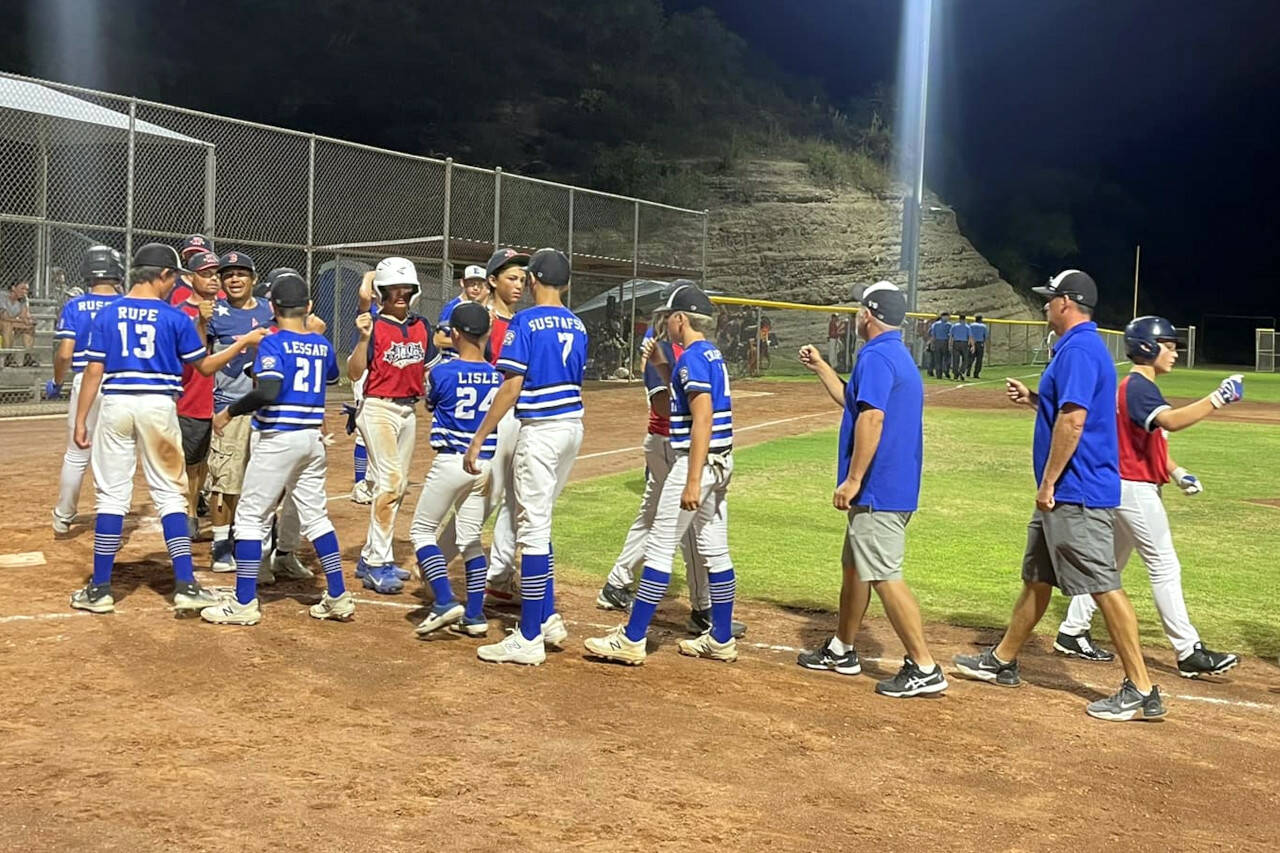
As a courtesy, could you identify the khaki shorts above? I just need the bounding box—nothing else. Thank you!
[207,413,253,495]
[1020,505,1121,596]
[842,505,912,582]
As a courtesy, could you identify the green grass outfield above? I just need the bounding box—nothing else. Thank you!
[551,404,1280,658]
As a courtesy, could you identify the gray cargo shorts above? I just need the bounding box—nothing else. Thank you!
[1020,504,1121,596]
[843,505,912,582]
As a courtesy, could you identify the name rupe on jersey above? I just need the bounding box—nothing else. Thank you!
[383,340,426,368]
[119,305,161,322]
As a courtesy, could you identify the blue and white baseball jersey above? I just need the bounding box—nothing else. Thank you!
[55,293,118,373]
[250,330,338,431]
[436,295,463,361]
[669,339,732,453]
[208,298,274,412]
[85,297,206,396]
[496,305,588,420]
[427,358,503,458]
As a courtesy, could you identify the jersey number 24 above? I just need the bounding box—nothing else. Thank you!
[456,386,498,420]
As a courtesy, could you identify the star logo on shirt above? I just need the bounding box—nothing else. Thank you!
[214,303,230,316]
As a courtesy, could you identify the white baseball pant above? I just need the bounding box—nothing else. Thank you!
[91,394,189,518]
[409,453,490,559]
[356,396,416,566]
[605,432,708,607]
[437,409,518,579]
[247,428,301,554]
[513,419,583,555]
[642,453,733,580]
[55,372,101,521]
[1058,479,1201,658]
[234,429,334,543]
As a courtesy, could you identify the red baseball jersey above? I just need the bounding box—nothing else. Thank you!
[1116,372,1170,484]
[363,314,436,399]
[488,312,512,366]
[646,339,684,437]
[175,299,214,419]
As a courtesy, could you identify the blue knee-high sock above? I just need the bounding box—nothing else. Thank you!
[161,512,195,584]
[626,566,671,643]
[313,531,345,598]
[464,555,487,619]
[519,552,549,640]
[353,445,367,483]
[543,544,556,623]
[416,544,455,606]
[92,513,124,586]
[234,539,262,605]
[708,567,737,643]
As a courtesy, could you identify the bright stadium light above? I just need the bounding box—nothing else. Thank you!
[896,0,935,312]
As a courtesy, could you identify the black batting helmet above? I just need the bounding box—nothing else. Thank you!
[80,245,124,283]
[1124,315,1178,363]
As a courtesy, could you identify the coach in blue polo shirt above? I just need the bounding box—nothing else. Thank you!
[954,270,1165,722]
[969,314,989,379]
[795,281,946,700]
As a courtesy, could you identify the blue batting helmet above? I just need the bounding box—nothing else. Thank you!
[1124,315,1178,363]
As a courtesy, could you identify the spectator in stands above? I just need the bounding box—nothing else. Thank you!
[970,314,989,379]
[828,313,841,365]
[0,280,38,366]
[951,314,971,380]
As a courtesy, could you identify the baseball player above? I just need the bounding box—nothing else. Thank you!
[349,257,437,594]
[433,264,489,360]
[206,251,274,573]
[51,245,124,534]
[794,283,947,697]
[928,312,951,379]
[410,301,503,637]
[1054,316,1241,678]
[168,234,215,306]
[200,273,354,625]
[464,247,586,665]
[173,250,222,542]
[346,274,380,505]
[68,243,266,614]
[584,284,739,665]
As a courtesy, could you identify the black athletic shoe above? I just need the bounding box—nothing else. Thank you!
[686,608,747,639]
[875,657,948,698]
[1086,679,1167,721]
[197,493,210,517]
[1177,643,1239,679]
[797,638,861,675]
[953,646,1022,687]
[1053,630,1115,663]
[595,583,634,611]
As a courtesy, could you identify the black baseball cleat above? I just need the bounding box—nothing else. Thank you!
[1177,643,1239,679]
[875,657,948,698]
[686,608,746,639]
[797,638,861,675]
[953,646,1022,687]
[1053,630,1115,663]
[595,583,634,611]
[1086,679,1167,722]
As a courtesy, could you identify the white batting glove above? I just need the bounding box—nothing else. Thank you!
[1209,374,1244,408]
[640,336,656,363]
[320,432,336,447]
[1171,466,1203,495]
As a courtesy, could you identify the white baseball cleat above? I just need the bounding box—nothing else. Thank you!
[477,628,546,665]
[69,583,115,614]
[415,601,465,636]
[541,612,568,646]
[350,480,374,505]
[271,551,314,580]
[200,597,262,625]
[309,591,356,622]
[52,509,77,535]
[677,632,738,663]
[172,581,228,611]
[583,624,647,665]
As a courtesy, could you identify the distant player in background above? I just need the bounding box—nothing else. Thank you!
[349,257,437,594]
[433,264,489,360]
[173,250,222,542]
[51,245,124,534]
[465,248,586,665]
[409,301,503,638]
[200,273,354,625]
[968,315,988,379]
[346,271,380,505]
[1054,316,1241,678]
[68,243,265,614]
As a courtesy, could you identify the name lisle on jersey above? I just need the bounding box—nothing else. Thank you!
[383,340,426,368]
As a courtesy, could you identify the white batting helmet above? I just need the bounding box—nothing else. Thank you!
[373,257,420,307]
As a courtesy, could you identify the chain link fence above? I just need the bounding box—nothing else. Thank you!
[0,71,708,415]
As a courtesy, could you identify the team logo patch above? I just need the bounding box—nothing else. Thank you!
[260,356,276,370]
[383,340,426,368]
[679,366,690,384]
[503,329,516,347]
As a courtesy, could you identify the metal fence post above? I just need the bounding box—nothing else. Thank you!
[630,201,640,379]
[203,146,217,241]
[124,98,137,277]
[493,166,502,250]
[305,135,316,284]
[566,188,575,308]
[755,305,762,377]
[334,252,344,362]
[442,157,453,292]
[701,209,709,285]
[34,121,48,297]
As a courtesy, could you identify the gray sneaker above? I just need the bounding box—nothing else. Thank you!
[1086,679,1167,721]
[70,583,115,614]
[953,646,1021,687]
[172,581,226,611]
[272,551,315,581]
[686,608,747,639]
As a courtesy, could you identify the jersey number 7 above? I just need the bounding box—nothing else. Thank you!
[558,331,573,365]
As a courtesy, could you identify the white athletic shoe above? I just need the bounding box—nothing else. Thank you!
[210,540,236,573]
[69,583,114,614]
[477,628,546,665]
[415,601,465,636]
[351,480,374,505]
[541,612,568,646]
[52,509,77,535]
[201,597,262,625]
[310,591,356,622]
[677,632,738,663]
[583,624,647,665]
[272,551,314,580]
[173,581,228,612]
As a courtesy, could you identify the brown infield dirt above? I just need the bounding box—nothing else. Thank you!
[2,379,1279,852]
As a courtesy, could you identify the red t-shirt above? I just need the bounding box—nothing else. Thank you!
[646,340,684,437]
[363,314,434,400]
[489,312,513,366]
[170,281,225,306]
[176,300,214,419]
[1116,373,1170,484]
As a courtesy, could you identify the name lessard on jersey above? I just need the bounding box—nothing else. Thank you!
[281,340,328,356]
[383,340,426,368]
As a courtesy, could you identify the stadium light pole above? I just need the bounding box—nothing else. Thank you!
[900,0,934,312]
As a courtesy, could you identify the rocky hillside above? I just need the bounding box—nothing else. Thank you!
[703,160,1036,320]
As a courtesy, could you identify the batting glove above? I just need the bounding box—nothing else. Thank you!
[44,379,61,400]
[341,402,358,435]
[1209,374,1244,408]
[1171,466,1203,496]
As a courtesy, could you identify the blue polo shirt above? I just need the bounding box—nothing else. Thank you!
[929,319,951,342]
[836,330,922,511]
[951,322,970,342]
[1032,321,1120,508]
[970,322,988,343]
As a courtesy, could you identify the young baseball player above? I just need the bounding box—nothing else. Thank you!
[51,245,123,534]
[200,273,354,625]
[410,301,503,637]
[68,243,266,614]
[794,283,947,698]
[433,264,489,360]
[584,284,739,665]
[1054,316,1241,678]
[349,257,437,594]
[464,247,586,665]
[346,274,380,505]
[173,250,222,542]
[167,234,215,307]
